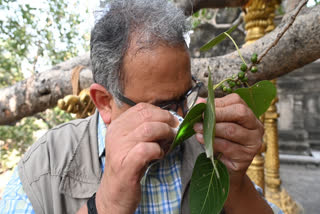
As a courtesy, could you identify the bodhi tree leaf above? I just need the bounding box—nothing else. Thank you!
[200,24,238,52]
[169,103,206,152]
[234,80,277,118]
[189,153,230,214]
[189,71,230,214]
[203,71,215,163]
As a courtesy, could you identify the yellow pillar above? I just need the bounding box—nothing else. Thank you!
[244,1,303,213]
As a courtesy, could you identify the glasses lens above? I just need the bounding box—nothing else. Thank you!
[186,88,199,110]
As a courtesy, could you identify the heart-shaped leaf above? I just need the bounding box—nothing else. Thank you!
[203,71,215,163]
[234,80,277,118]
[189,153,230,214]
[169,103,206,152]
[200,24,238,52]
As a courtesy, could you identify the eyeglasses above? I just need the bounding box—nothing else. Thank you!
[115,76,203,116]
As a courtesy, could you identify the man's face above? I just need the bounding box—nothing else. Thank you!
[109,40,192,121]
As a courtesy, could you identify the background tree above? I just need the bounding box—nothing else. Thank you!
[0,0,89,172]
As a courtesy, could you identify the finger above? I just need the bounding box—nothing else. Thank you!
[215,122,263,148]
[132,122,176,151]
[122,142,164,180]
[195,97,207,105]
[115,103,179,132]
[193,122,203,133]
[219,155,245,173]
[195,132,204,144]
[215,93,247,108]
[215,103,263,130]
[214,137,256,163]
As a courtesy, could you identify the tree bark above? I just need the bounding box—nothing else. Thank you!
[192,4,320,94]
[285,0,301,12]
[174,0,249,16]
[0,54,92,125]
[0,4,319,125]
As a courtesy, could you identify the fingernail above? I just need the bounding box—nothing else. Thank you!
[193,123,203,132]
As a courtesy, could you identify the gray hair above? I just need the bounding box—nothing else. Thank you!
[90,0,190,105]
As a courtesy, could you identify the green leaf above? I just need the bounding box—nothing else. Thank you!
[203,71,215,163]
[234,80,277,118]
[200,24,238,52]
[169,103,206,152]
[189,153,229,214]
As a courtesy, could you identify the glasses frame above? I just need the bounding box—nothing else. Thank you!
[115,76,204,116]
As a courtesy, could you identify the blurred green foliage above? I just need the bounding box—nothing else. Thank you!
[191,9,213,29]
[0,0,89,172]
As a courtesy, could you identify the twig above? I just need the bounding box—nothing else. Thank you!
[254,0,308,65]
[211,9,244,29]
[224,32,247,66]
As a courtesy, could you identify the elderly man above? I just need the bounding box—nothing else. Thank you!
[0,0,283,213]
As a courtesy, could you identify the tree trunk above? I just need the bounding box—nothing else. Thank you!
[0,4,319,125]
[174,0,249,15]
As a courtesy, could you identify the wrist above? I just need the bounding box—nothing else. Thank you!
[223,174,249,211]
[95,188,109,213]
[95,179,137,214]
[223,175,273,214]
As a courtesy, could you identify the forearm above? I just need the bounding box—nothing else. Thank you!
[223,175,273,214]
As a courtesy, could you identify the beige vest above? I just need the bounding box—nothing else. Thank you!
[18,111,207,214]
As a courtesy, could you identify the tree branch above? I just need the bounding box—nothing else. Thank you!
[192,4,320,95]
[0,54,92,125]
[211,9,243,29]
[255,0,308,65]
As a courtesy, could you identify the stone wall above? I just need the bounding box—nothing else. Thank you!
[277,60,320,155]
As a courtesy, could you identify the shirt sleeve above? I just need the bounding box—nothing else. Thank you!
[0,167,35,214]
[253,183,284,214]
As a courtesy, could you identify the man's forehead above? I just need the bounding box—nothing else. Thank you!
[120,39,191,104]
[123,42,190,76]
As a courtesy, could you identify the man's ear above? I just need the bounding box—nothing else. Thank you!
[90,83,113,124]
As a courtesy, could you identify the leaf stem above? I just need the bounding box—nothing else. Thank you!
[224,32,247,67]
[213,78,233,91]
[216,152,222,160]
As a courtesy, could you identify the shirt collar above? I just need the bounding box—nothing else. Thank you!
[97,113,107,157]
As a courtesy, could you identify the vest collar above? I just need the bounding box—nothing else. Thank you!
[59,111,102,198]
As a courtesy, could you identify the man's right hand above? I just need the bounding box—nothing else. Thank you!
[95,103,179,213]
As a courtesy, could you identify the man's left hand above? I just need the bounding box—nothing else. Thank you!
[193,93,264,191]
